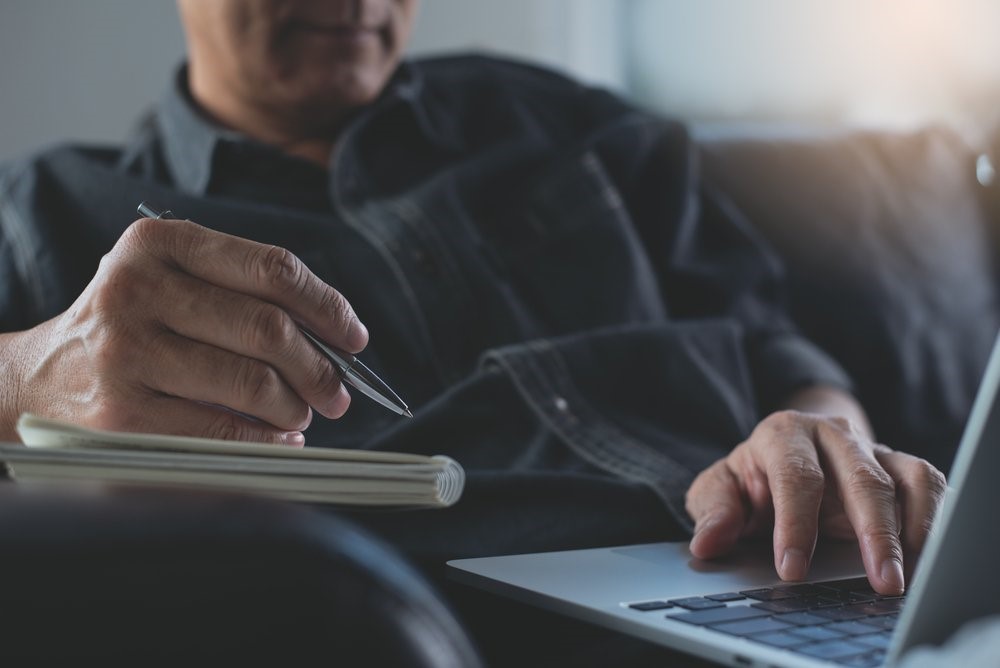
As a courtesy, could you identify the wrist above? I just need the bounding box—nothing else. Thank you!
[0,328,41,441]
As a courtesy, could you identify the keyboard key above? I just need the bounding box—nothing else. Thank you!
[790,625,846,642]
[819,590,878,604]
[795,639,871,661]
[773,611,830,626]
[667,606,771,626]
[628,600,673,611]
[813,606,869,621]
[668,597,726,610]
[751,599,816,613]
[827,621,885,637]
[821,577,873,591]
[773,583,833,597]
[740,587,799,601]
[705,592,746,602]
[802,595,850,608]
[711,616,795,636]
[750,630,811,649]
[865,599,906,614]
[859,614,898,631]
[854,632,892,650]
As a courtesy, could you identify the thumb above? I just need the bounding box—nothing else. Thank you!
[687,459,748,559]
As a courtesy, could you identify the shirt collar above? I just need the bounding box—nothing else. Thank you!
[155,61,463,196]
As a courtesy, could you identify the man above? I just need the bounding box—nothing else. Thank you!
[0,0,944,654]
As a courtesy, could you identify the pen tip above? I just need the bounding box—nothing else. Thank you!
[403,409,414,418]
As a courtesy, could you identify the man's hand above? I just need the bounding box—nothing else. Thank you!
[3,216,368,444]
[685,389,947,595]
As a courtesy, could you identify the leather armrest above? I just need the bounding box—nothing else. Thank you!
[0,481,481,666]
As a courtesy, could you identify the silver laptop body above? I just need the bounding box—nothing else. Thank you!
[448,335,1000,667]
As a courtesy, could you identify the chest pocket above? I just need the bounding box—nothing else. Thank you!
[479,151,668,336]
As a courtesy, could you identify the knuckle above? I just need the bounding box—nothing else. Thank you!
[318,288,355,333]
[824,415,853,433]
[845,462,895,496]
[759,410,811,440]
[236,358,282,408]
[256,245,305,294]
[207,413,254,443]
[120,216,160,247]
[120,216,186,257]
[91,259,143,312]
[861,527,904,557]
[775,455,825,491]
[917,516,937,540]
[764,409,800,431]
[909,458,947,499]
[246,304,298,357]
[309,354,343,398]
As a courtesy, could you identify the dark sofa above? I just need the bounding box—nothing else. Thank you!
[701,124,998,471]
[1,124,994,665]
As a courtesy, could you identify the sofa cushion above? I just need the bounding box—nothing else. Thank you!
[700,126,1000,469]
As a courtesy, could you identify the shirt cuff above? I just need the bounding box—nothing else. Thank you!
[749,334,855,412]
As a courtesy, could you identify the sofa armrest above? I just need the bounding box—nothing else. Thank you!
[0,481,482,666]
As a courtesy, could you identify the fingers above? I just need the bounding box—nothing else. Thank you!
[144,331,313,432]
[125,217,368,354]
[96,393,307,446]
[691,406,942,597]
[154,271,350,419]
[686,459,748,559]
[815,422,905,595]
[873,448,947,578]
[753,414,826,582]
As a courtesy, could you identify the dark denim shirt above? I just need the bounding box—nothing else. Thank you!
[0,55,850,558]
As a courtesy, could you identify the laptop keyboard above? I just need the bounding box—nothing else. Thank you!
[628,576,904,666]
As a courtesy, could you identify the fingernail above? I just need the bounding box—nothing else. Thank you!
[780,548,809,581]
[880,558,905,594]
[346,318,369,352]
[281,432,305,447]
[326,383,351,419]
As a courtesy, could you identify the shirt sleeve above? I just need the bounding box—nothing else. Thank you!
[588,95,854,413]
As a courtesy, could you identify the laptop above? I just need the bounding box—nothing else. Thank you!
[447,335,1000,666]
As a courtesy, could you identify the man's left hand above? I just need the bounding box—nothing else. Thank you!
[685,405,947,595]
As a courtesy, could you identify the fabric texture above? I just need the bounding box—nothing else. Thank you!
[0,55,852,556]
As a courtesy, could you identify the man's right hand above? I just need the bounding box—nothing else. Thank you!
[2,216,368,444]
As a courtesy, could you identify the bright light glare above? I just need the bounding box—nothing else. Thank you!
[627,0,1000,134]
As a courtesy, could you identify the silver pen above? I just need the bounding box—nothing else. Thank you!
[136,201,413,418]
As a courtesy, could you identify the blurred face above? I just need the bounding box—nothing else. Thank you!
[177,0,418,139]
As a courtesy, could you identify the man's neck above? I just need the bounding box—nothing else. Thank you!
[187,70,337,169]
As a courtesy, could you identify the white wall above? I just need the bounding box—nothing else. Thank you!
[2,1,1000,161]
[626,0,1000,143]
[0,0,186,161]
[408,0,624,92]
[0,0,620,162]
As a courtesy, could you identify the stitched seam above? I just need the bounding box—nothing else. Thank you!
[485,341,693,515]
